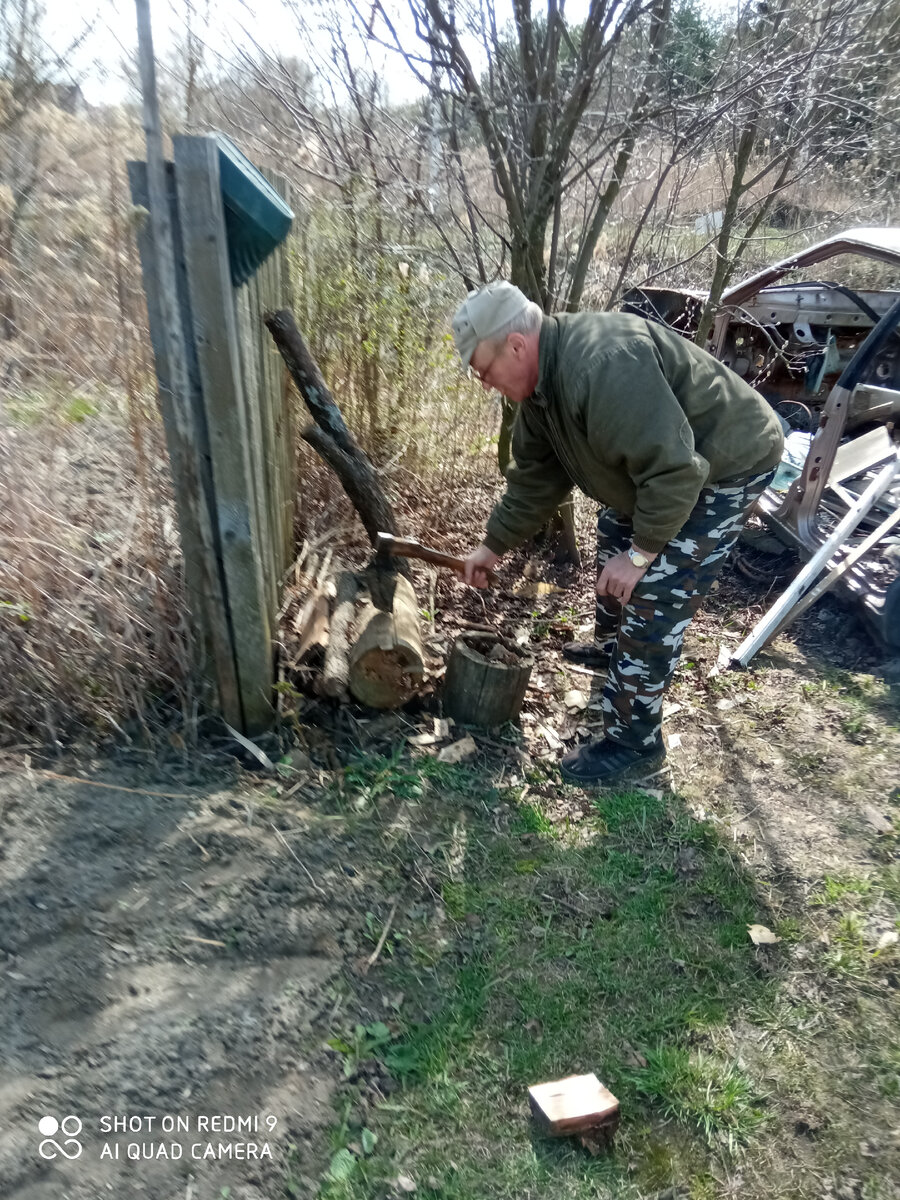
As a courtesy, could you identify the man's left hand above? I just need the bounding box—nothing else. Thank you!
[596,552,648,605]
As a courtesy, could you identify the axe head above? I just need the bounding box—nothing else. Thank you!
[365,561,398,613]
[365,534,401,612]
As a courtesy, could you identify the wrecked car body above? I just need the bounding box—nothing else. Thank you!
[623,228,900,649]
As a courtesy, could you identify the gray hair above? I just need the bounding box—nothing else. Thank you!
[483,299,543,349]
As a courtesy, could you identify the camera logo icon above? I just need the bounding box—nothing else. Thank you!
[38,1115,83,1160]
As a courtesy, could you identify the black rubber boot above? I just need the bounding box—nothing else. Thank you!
[559,738,666,786]
[561,642,610,669]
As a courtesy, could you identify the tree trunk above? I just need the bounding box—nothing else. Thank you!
[265,308,407,568]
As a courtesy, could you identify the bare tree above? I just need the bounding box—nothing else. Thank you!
[0,0,89,340]
[690,0,897,344]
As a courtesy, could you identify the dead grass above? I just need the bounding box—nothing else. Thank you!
[0,400,192,748]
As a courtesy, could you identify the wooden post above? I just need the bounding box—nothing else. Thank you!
[172,135,275,733]
[131,2,241,726]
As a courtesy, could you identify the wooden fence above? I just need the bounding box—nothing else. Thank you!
[129,134,296,734]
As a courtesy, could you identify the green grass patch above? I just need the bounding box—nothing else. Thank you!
[314,771,792,1198]
[810,873,874,907]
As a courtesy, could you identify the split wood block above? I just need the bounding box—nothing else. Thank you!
[528,1073,619,1146]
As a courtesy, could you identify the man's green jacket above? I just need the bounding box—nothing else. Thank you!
[484,313,785,556]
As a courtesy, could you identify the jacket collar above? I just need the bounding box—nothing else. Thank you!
[530,314,559,408]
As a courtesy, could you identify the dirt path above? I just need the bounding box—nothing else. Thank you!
[0,760,356,1200]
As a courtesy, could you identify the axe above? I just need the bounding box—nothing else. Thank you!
[366,531,496,612]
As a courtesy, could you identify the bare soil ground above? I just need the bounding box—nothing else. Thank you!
[1,501,898,1200]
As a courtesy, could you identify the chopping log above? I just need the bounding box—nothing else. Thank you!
[320,571,360,701]
[443,633,533,727]
[349,574,424,708]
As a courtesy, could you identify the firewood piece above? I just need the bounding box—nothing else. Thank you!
[529,1074,619,1143]
[348,574,423,709]
[291,552,321,635]
[442,633,533,728]
[292,574,335,667]
[320,571,360,701]
[293,593,330,665]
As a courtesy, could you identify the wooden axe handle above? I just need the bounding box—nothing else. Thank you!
[376,534,496,582]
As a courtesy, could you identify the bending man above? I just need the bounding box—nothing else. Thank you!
[453,281,784,786]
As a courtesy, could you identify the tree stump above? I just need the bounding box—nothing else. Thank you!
[442,633,533,727]
[348,574,424,708]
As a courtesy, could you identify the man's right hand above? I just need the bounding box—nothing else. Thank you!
[463,544,502,589]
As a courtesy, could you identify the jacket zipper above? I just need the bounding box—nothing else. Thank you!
[538,404,595,500]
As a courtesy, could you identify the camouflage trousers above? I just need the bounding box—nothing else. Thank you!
[592,469,775,752]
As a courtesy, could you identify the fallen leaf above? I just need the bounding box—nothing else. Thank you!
[437,735,477,764]
[748,923,781,945]
[707,644,733,678]
[395,1175,417,1194]
[715,698,737,711]
[511,580,565,597]
[662,701,683,717]
[640,787,665,801]
[622,1041,647,1068]
[876,931,899,952]
[224,722,275,770]
[523,1018,544,1042]
[564,689,588,710]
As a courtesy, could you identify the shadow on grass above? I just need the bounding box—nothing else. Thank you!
[317,750,789,1200]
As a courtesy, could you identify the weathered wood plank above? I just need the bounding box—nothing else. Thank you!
[236,278,278,621]
[172,134,274,733]
[261,170,294,576]
[253,258,284,592]
[127,159,242,727]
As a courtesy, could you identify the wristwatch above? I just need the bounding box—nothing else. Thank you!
[627,547,652,569]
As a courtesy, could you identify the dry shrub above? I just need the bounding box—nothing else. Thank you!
[0,400,192,748]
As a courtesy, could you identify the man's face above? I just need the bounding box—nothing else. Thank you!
[469,332,538,403]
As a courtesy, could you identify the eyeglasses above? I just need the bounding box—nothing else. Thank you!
[469,340,505,386]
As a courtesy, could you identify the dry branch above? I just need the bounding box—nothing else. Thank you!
[265,308,405,562]
[301,424,399,550]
